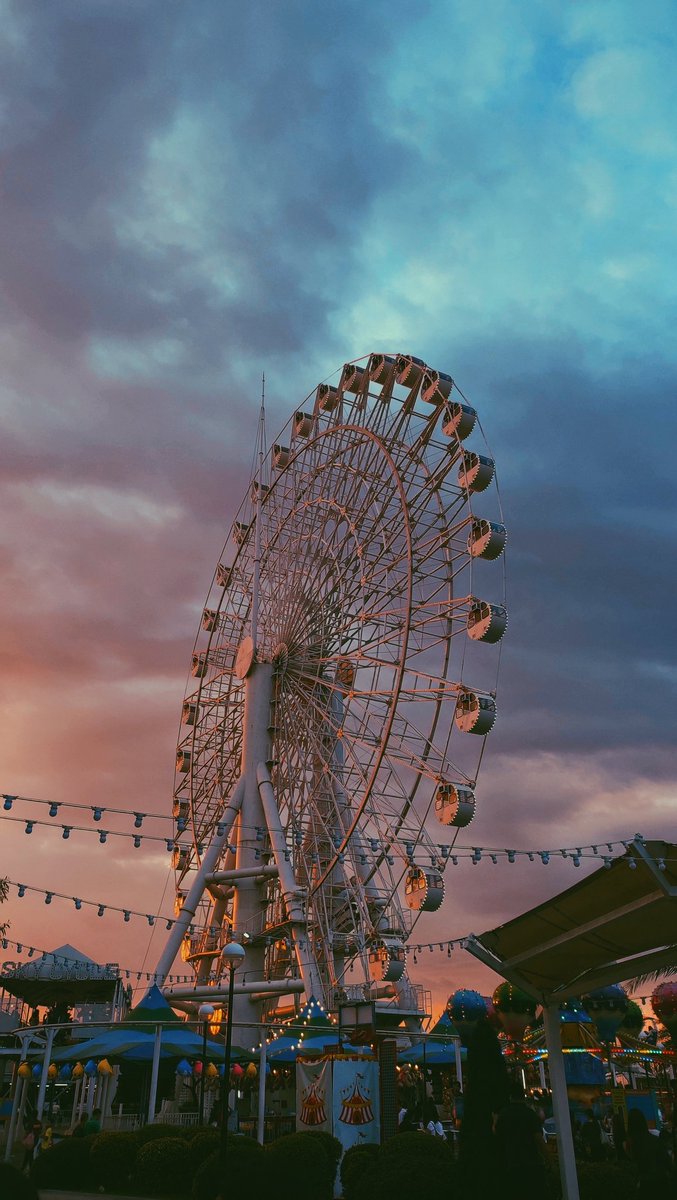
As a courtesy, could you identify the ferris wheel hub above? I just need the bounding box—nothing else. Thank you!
[234,635,256,679]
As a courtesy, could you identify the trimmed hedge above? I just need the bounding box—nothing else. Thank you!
[192,1138,265,1200]
[266,1132,332,1200]
[133,1136,191,1195]
[298,1129,343,1194]
[135,1122,192,1146]
[341,1132,460,1200]
[340,1142,380,1200]
[188,1130,221,1171]
[90,1130,139,1190]
[30,1134,96,1191]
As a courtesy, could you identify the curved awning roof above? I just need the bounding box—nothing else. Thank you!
[465,838,677,1003]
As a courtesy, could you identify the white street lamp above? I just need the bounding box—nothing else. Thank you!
[220,942,245,1163]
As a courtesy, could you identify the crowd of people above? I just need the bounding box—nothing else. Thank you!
[398,1074,676,1200]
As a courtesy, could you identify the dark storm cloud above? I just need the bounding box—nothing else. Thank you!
[0,0,406,368]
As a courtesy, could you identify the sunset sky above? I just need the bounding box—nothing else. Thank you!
[1,0,675,1016]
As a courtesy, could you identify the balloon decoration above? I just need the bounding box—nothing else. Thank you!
[17,1062,32,1079]
[231,1063,244,1079]
[84,1059,98,1077]
[72,1062,84,1079]
[447,989,487,1046]
[206,1063,219,1079]
[492,983,537,1042]
[98,1058,113,1076]
[651,981,677,1041]
[581,985,628,1043]
[245,1062,258,1079]
[193,1060,203,1076]
[58,1064,73,1080]
[620,1000,644,1037]
[47,1063,58,1079]
[31,1065,41,1079]
[176,1059,192,1077]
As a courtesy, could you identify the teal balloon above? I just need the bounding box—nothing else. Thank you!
[582,985,628,1043]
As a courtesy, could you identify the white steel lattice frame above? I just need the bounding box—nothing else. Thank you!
[168,354,505,1013]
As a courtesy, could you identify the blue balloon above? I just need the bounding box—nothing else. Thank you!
[582,985,628,1043]
[31,1064,41,1079]
[58,1064,72,1080]
[447,989,487,1046]
[175,1058,192,1076]
[84,1059,98,1076]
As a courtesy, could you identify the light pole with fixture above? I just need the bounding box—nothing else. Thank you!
[197,1003,215,1125]
[220,942,245,1164]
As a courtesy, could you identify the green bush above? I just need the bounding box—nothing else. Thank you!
[298,1130,343,1193]
[188,1130,220,1171]
[133,1136,190,1195]
[191,1138,265,1200]
[90,1130,139,1189]
[183,1124,219,1141]
[340,1142,380,1200]
[380,1131,454,1163]
[364,1132,458,1200]
[576,1161,639,1200]
[264,1132,331,1200]
[30,1134,96,1191]
[136,1122,192,1146]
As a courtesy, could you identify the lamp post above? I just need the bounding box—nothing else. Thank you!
[220,942,245,1165]
[197,1003,215,1126]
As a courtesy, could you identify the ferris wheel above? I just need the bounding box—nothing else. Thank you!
[156,354,506,1026]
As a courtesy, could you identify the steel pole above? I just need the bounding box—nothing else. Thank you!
[221,964,237,1165]
[199,1019,208,1126]
[257,1035,267,1144]
[543,1003,579,1200]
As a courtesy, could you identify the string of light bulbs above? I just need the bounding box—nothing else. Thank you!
[0,813,192,850]
[5,877,181,929]
[0,935,197,985]
[1,793,173,824]
[1,796,661,870]
[1,932,666,1009]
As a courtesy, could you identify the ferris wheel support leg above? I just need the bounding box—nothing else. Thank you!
[257,762,325,1002]
[153,777,245,984]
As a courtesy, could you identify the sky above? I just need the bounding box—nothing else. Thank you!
[0,0,675,1018]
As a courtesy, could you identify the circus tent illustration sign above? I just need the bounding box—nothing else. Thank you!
[297,1060,331,1132]
[296,1058,380,1149]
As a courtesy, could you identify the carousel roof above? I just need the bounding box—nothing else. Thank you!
[0,944,120,1007]
[465,838,677,1004]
